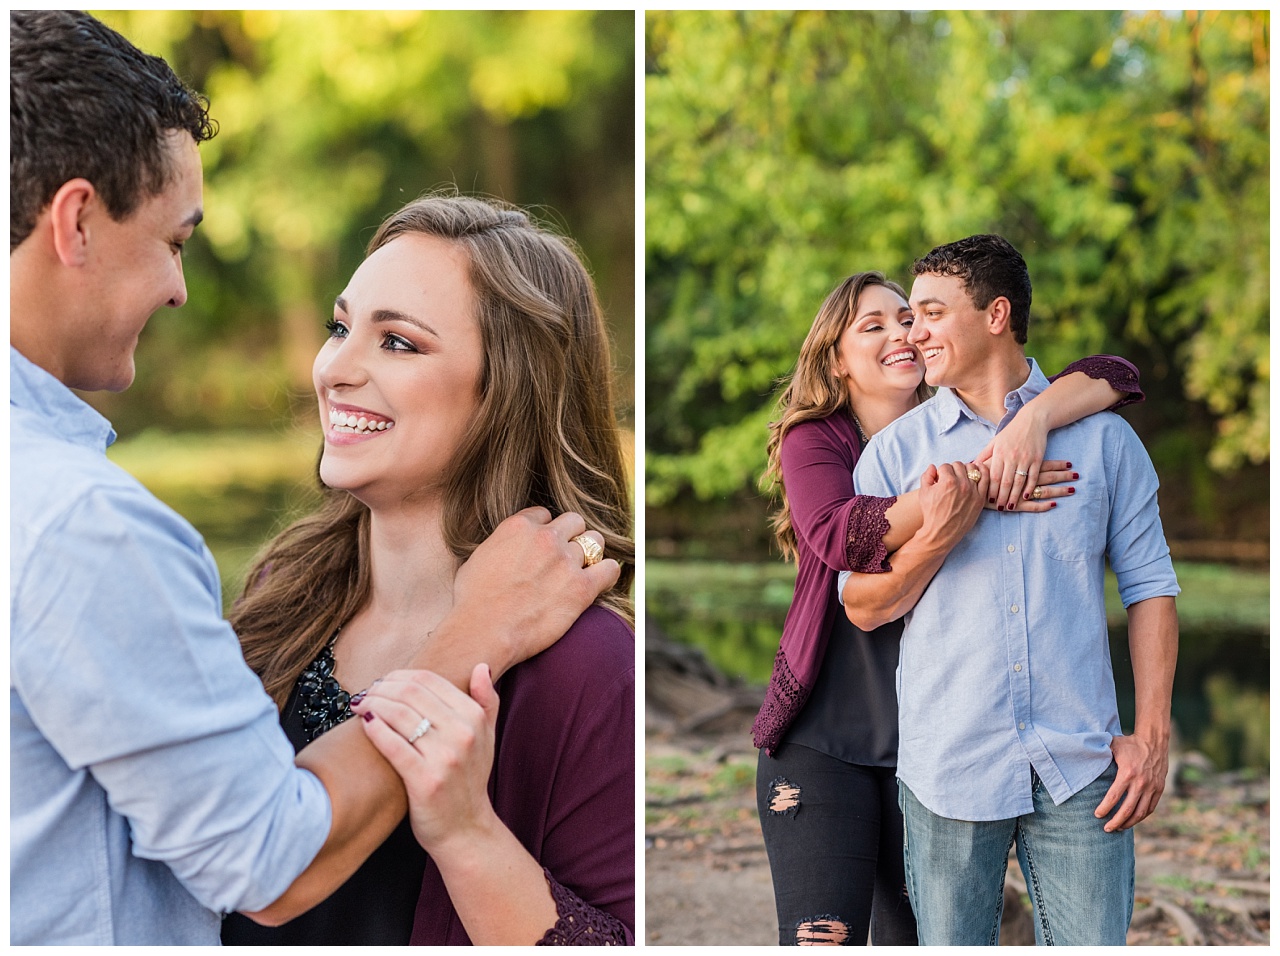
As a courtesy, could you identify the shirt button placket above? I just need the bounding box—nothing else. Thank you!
[1007,528,1030,743]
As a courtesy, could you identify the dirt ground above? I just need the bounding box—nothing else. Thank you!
[645,725,1270,946]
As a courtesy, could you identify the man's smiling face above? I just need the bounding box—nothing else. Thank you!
[906,272,993,390]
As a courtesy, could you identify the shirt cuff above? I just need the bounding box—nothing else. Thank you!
[535,868,633,945]
[845,495,896,573]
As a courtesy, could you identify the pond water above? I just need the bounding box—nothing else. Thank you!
[647,560,1269,771]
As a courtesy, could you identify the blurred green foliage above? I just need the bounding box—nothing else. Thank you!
[87,11,634,434]
[1200,675,1269,771]
[646,11,1268,541]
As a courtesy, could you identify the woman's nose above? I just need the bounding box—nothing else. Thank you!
[314,338,368,390]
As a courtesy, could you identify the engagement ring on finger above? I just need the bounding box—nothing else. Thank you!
[967,468,981,483]
[1031,486,1044,500]
[406,717,433,744]
[1015,469,1028,477]
[572,533,604,567]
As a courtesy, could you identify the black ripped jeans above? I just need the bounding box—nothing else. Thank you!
[756,743,918,946]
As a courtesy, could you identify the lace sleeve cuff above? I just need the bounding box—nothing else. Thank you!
[845,495,896,573]
[1058,355,1144,410]
[536,869,632,945]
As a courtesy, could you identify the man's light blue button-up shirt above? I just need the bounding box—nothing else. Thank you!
[10,347,331,944]
[840,359,1179,822]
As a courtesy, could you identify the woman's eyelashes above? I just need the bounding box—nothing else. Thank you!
[324,317,421,353]
[382,332,417,353]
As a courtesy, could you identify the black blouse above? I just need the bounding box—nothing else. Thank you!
[220,652,426,945]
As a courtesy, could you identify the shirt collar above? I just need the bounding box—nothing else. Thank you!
[10,346,117,450]
[932,357,1049,435]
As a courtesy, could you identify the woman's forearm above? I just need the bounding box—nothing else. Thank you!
[879,490,922,555]
[1027,370,1127,431]
[430,811,560,945]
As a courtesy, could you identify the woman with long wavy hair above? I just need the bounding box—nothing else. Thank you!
[221,194,634,945]
[753,271,1140,945]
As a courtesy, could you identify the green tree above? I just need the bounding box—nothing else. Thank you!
[646,11,1267,549]
[91,11,635,432]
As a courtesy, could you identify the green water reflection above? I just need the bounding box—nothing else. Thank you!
[648,560,1269,771]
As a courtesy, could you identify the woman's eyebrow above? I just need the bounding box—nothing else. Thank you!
[333,296,439,338]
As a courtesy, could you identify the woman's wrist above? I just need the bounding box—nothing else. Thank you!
[1017,393,1056,432]
[422,803,506,862]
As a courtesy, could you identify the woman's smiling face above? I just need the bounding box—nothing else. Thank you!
[313,233,483,507]
[832,282,923,404]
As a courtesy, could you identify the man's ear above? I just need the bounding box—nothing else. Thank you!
[987,295,1013,336]
[47,178,97,267]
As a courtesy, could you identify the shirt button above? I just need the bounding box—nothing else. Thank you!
[1007,544,1015,553]
[1014,663,1022,672]
[1018,722,1026,730]
[1011,604,1019,614]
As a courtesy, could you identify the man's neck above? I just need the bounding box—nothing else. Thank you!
[950,348,1031,424]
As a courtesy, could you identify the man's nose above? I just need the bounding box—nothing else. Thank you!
[168,259,188,308]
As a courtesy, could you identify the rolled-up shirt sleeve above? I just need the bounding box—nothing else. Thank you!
[11,485,331,915]
[1103,423,1181,606]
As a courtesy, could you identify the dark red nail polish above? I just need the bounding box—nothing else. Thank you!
[1050,502,1057,508]
[1068,487,1075,494]
[349,690,367,706]
[1065,462,1072,468]
[1023,493,1030,500]
[1072,472,1079,480]
[989,498,996,504]
[361,711,374,722]
[997,505,1004,512]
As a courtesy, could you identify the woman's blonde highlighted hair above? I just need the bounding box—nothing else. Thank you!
[233,194,634,707]
[762,271,930,562]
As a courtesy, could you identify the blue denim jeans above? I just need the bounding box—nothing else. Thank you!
[899,763,1134,945]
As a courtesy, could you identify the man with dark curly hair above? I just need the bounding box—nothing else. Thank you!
[10,11,617,944]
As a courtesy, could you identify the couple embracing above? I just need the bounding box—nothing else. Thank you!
[757,235,1179,945]
[12,11,633,946]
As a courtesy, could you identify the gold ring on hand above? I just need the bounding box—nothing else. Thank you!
[1031,486,1045,500]
[967,468,981,483]
[572,533,604,567]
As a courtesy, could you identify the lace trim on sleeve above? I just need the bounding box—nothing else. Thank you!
[845,495,896,574]
[751,647,807,756]
[535,869,632,945]
[1058,355,1144,410]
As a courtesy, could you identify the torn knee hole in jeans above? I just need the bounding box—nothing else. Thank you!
[766,777,801,816]
[795,915,850,945]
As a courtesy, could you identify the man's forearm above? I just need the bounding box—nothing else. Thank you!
[1127,595,1179,743]
[842,531,952,631]
[245,609,515,925]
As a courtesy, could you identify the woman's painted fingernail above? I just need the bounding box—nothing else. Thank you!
[1023,493,1030,500]
[1050,502,1057,508]
[997,505,1004,512]
[989,498,996,504]
[349,690,367,706]
[1072,472,1079,480]
[361,711,374,722]
[1068,487,1076,494]
[1065,462,1072,468]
